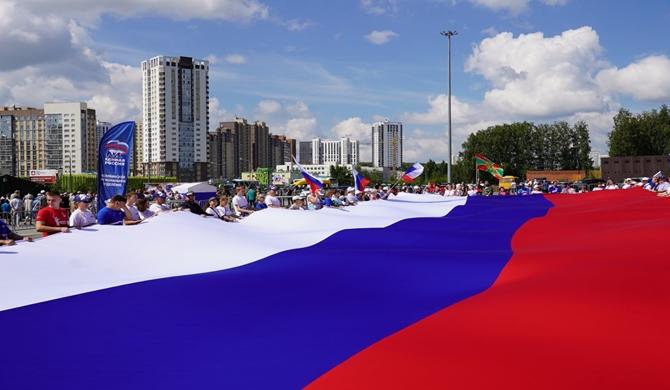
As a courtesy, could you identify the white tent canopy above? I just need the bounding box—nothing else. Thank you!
[171,182,216,195]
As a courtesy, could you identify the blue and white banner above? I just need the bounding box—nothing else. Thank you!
[97,121,135,211]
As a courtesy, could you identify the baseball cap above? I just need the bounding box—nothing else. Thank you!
[186,191,195,196]
[347,187,354,192]
[156,192,167,199]
[292,195,303,201]
[269,186,278,191]
[74,195,91,203]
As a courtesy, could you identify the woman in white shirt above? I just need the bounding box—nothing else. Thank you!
[232,187,254,217]
[136,198,154,220]
[215,196,238,222]
[264,187,282,208]
[69,195,97,228]
[605,179,619,190]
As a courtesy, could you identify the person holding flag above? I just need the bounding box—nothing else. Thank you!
[401,163,424,183]
[474,153,504,179]
[352,168,370,192]
[382,163,425,199]
[292,156,323,194]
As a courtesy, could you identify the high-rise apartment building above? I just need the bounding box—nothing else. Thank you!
[208,118,295,180]
[372,120,403,168]
[0,106,46,176]
[44,102,97,174]
[304,137,360,166]
[208,125,239,180]
[130,122,143,176]
[270,134,295,168]
[141,55,209,181]
[298,141,312,165]
[96,121,112,150]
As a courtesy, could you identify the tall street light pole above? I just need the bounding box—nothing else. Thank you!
[441,30,457,183]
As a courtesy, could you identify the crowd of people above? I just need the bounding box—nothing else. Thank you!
[432,174,670,197]
[0,172,667,245]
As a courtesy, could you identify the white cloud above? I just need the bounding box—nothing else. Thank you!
[596,55,670,101]
[365,30,399,45]
[223,54,247,65]
[468,0,530,14]
[403,129,450,162]
[19,0,270,25]
[0,8,137,122]
[209,97,229,128]
[0,0,276,125]
[360,0,398,15]
[404,95,476,125]
[331,117,372,160]
[205,54,220,64]
[465,26,610,118]
[481,26,499,37]
[332,117,371,140]
[283,19,315,32]
[251,99,318,141]
[284,117,318,140]
[286,101,311,118]
[0,1,76,71]
[87,62,142,122]
[467,0,568,14]
[256,99,282,116]
[405,26,647,155]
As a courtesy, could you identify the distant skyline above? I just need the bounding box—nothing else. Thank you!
[2,0,670,162]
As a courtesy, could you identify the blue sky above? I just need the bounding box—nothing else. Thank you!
[3,0,670,161]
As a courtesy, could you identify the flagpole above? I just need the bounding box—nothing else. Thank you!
[382,178,403,200]
[475,156,479,185]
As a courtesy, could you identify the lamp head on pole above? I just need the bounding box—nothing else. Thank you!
[440,30,458,38]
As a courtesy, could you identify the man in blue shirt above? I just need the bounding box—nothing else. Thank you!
[97,195,141,225]
[548,181,562,194]
[0,219,32,245]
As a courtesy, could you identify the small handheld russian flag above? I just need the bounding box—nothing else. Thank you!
[401,163,424,183]
[352,168,370,192]
[292,156,323,194]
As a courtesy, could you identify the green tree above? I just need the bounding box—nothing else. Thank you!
[329,165,353,186]
[608,105,670,156]
[456,120,592,182]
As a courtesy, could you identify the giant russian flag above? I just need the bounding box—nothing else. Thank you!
[0,189,668,389]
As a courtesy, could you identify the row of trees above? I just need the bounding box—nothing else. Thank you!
[324,104,670,186]
[608,105,670,156]
[451,121,592,183]
[332,119,592,185]
[51,175,177,193]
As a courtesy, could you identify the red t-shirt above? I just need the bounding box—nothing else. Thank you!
[36,207,69,237]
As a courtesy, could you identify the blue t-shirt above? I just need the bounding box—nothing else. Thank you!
[0,220,11,240]
[97,207,125,225]
[255,202,268,210]
[548,185,561,194]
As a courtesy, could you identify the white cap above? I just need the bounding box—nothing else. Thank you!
[347,187,355,192]
[413,185,420,189]
[292,195,303,201]
[382,186,389,190]
[355,190,362,195]
[364,188,372,193]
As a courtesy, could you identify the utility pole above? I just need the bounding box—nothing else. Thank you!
[441,30,457,183]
